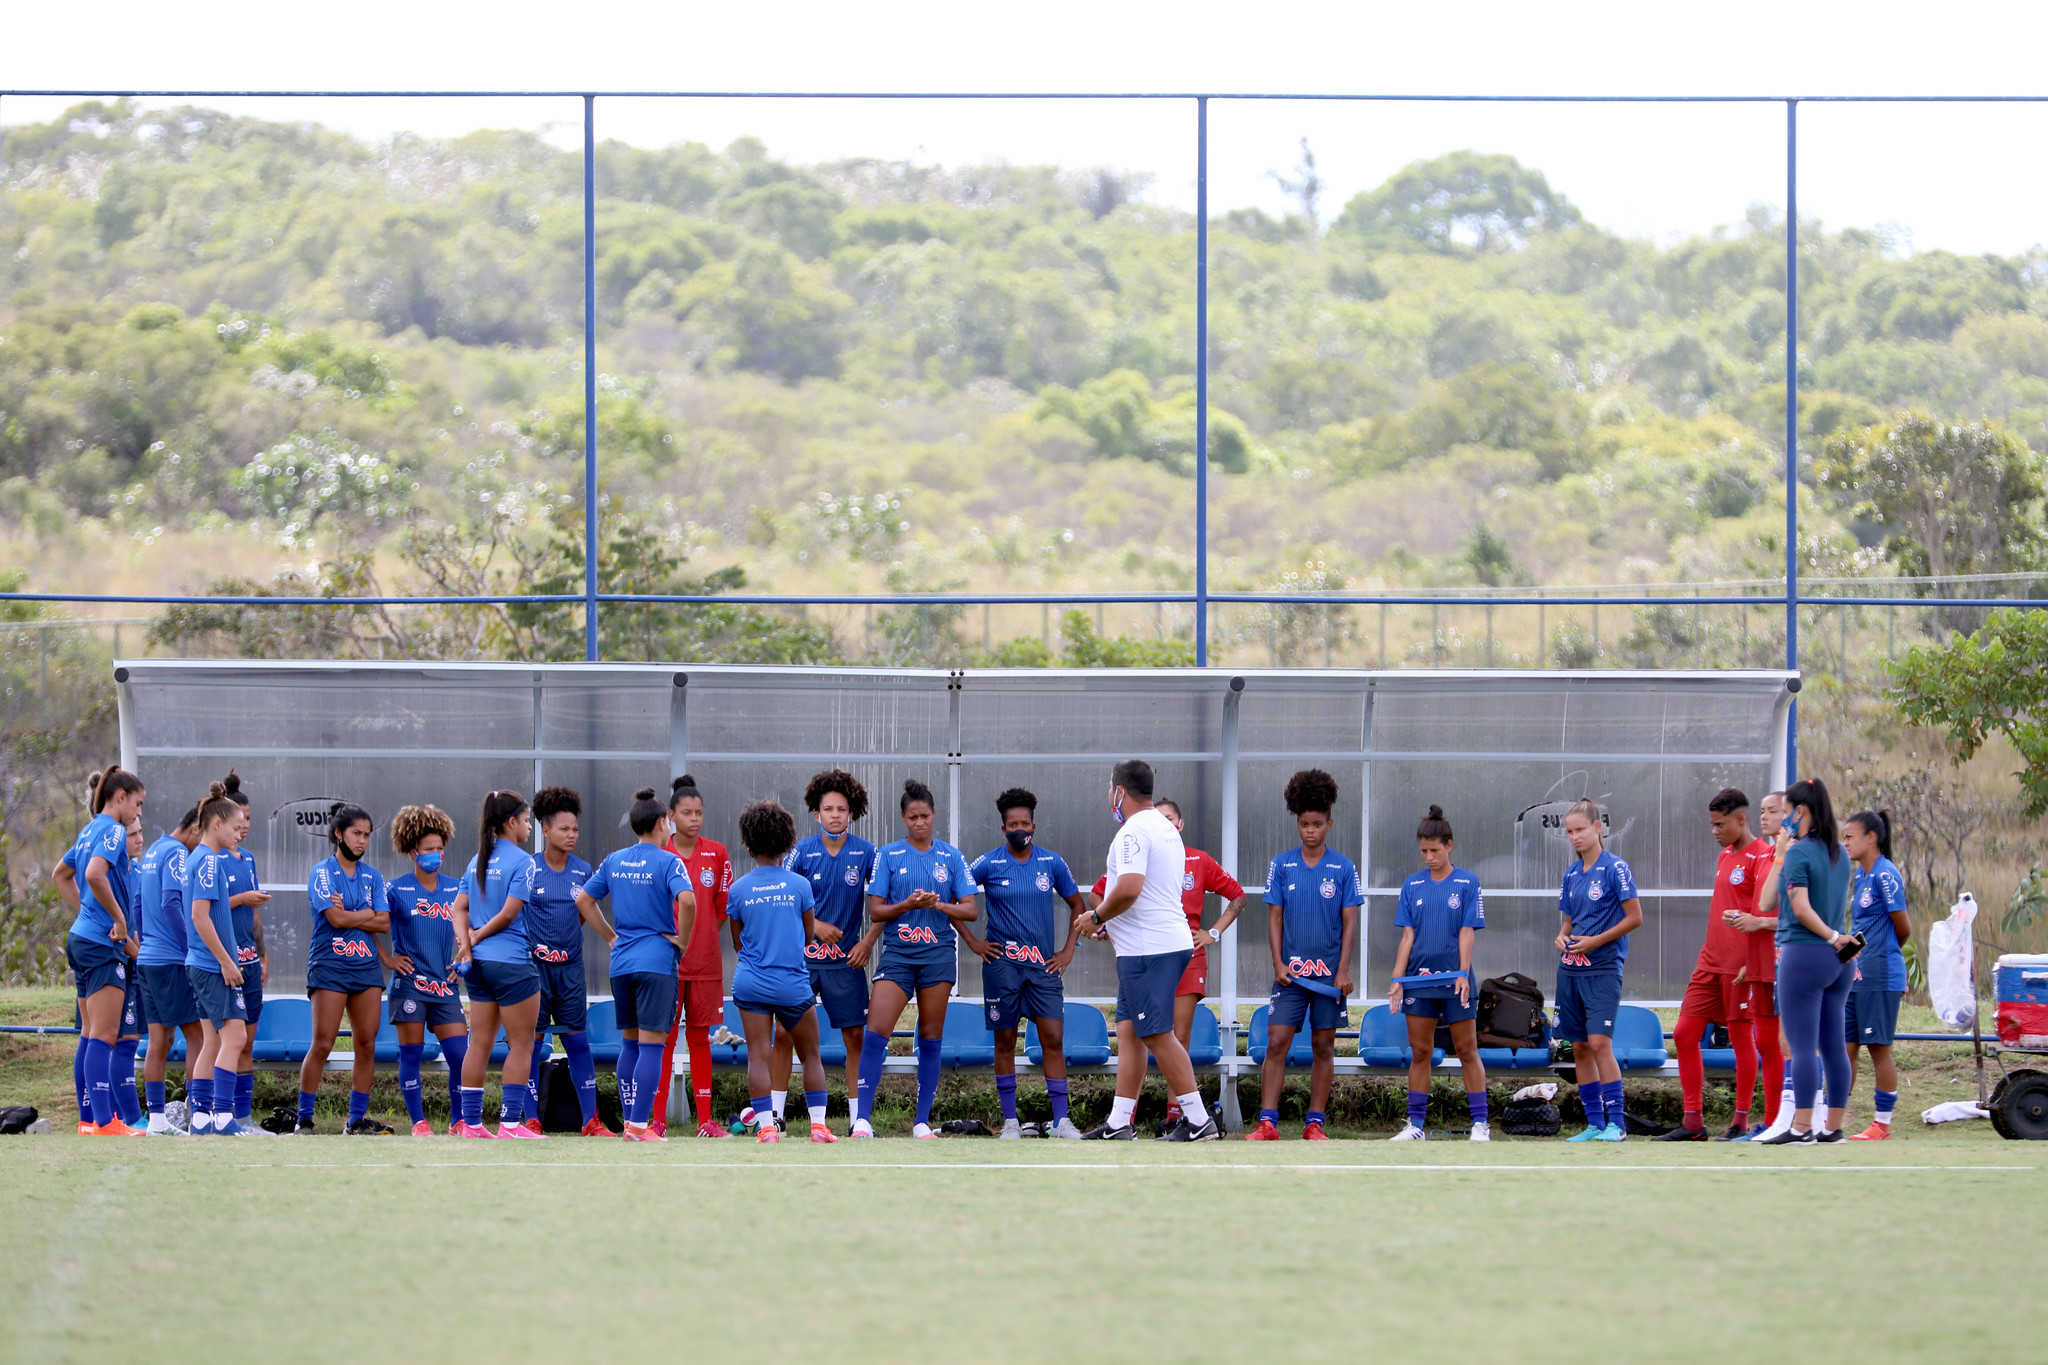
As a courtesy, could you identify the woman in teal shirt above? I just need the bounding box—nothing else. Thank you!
[1759,777,1858,1145]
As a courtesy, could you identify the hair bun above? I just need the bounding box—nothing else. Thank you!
[207,781,227,799]
[671,775,697,794]
[222,770,242,795]
[633,786,657,801]
[1426,804,1444,820]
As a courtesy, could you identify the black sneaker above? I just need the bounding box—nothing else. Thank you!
[260,1105,296,1135]
[291,1118,317,1136]
[1079,1120,1136,1140]
[1650,1123,1707,1142]
[1713,1124,1750,1142]
[1812,1127,1846,1143]
[1152,1116,1178,1137]
[345,1116,394,1136]
[1160,1115,1220,1142]
[1757,1127,1814,1145]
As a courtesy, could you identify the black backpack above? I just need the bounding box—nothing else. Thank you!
[0,1105,39,1134]
[538,1057,621,1133]
[1498,1097,1560,1136]
[1476,972,1547,1049]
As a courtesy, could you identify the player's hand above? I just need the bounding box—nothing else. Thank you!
[108,919,128,944]
[1336,970,1355,998]
[1047,946,1074,977]
[846,938,873,969]
[906,889,940,910]
[813,922,844,945]
[223,962,244,988]
[1553,930,1571,953]
[387,952,415,974]
[1388,982,1404,1010]
[1564,936,1595,956]
[1733,966,1747,986]
[1274,959,1295,986]
[1731,913,1767,933]
[1454,974,1470,1006]
[453,941,471,967]
[968,936,999,964]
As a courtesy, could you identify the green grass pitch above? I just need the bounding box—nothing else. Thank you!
[0,1129,2038,1363]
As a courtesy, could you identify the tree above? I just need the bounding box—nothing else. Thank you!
[1267,138,1323,230]
[1887,608,2048,818]
[1332,151,1582,253]
[1465,521,1519,586]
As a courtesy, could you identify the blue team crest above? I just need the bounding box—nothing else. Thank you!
[115,963,126,980]
[1729,867,1746,885]
[1588,881,1603,901]
[402,999,417,1016]
[1035,872,1051,892]
[1447,892,1461,910]
[1319,878,1336,900]
[699,866,713,887]
[934,865,949,884]
[1182,871,1196,891]
[844,866,860,886]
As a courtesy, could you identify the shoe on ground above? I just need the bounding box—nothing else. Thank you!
[455,1121,490,1139]
[1757,1126,1815,1145]
[621,1122,666,1142]
[1388,1123,1426,1142]
[911,1122,936,1140]
[1153,1114,1179,1137]
[1161,1114,1220,1142]
[1812,1127,1846,1143]
[695,1120,728,1139]
[92,1118,147,1137]
[1714,1124,1751,1142]
[498,1122,546,1140]
[1468,1121,1491,1143]
[757,1123,781,1144]
[809,1122,838,1144]
[1565,1125,1602,1142]
[1244,1118,1280,1141]
[1080,1120,1136,1140]
[410,1120,435,1138]
[580,1116,616,1137]
[849,1119,875,1138]
[345,1117,394,1136]
[1847,1122,1891,1141]
[999,1118,1021,1140]
[291,1118,318,1136]
[1050,1117,1085,1139]
[649,1120,667,1139]
[1651,1122,1707,1142]
[1301,1121,1330,1141]
[522,1117,544,1135]
[1597,1123,1626,1142]
[145,1113,187,1136]
[210,1119,256,1137]
[76,1120,96,1136]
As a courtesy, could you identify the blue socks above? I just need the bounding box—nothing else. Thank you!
[234,1071,253,1121]
[111,1039,141,1124]
[1468,1090,1489,1124]
[398,1044,425,1124]
[528,1035,549,1117]
[439,1032,469,1114]
[997,1073,1018,1122]
[461,1086,485,1129]
[1259,1107,1280,1124]
[914,1037,942,1127]
[804,1089,827,1124]
[751,1094,771,1127]
[1875,1089,1898,1125]
[81,1038,113,1128]
[74,1041,89,1118]
[1603,1080,1625,1129]
[145,1079,166,1115]
[297,1089,317,1123]
[561,1031,598,1124]
[500,1082,524,1128]
[856,1029,890,1122]
[213,1078,235,1123]
[347,1089,370,1128]
[618,1038,642,1119]
[1407,1090,1429,1128]
[631,1040,664,1126]
[1306,1109,1327,1128]
[189,1075,213,1127]
[1047,1077,1069,1124]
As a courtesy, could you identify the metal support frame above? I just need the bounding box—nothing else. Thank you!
[582,94,600,663]
[1216,673,1243,1130]
[1784,98,1801,777]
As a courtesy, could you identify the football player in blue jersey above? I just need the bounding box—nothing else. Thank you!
[1386,805,1489,1142]
[1555,799,1643,1142]
[60,765,148,1136]
[136,805,202,1134]
[1247,769,1361,1142]
[296,801,391,1136]
[1843,809,1910,1140]
[217,773,270,1132]
[384,804,470,1137]
[518,786,606,1136]
[109,814,148,1129]
[769,770,879,1130]
[729,799,838,1145]
[853,778,979,1139]
[184,782,256,1135]
[968,787,1087,1139]
[452,791,546,1140]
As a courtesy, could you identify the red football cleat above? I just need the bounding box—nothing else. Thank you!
[1244,1119,1280,1141]
[1301,1121,1330,1141]
[522,1116,544,1135]
[410,1120,434,1138]
[622,1122,667,1142]
[809,1122,838,1144]
[92,1118,147,1137]
[580,1116,615,1137]
[695,1120,728,1139]
[1847,1122,1892,1141]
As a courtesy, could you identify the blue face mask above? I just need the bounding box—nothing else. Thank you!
[1111,792,1126,825]
[417,851,444,873]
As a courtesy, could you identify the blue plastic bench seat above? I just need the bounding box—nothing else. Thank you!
[1247,1005,1314,1066]
[1613,1004,1669,1070]
[1025,1002,1112,1067]
[711,1000,745,1066]
[941,1001,994,1067]
[1187,1004,1222,1066]
[1357,1003,1446,1067]
[583,999,621,1066]
[251,997,312,1064]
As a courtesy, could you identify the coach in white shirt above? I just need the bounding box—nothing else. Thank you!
[1075,759,1218,1141]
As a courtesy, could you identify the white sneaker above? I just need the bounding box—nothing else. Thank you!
[1388,1123,1426,1142]
[911,1122,936,1140]
[1469,1121,1491,1143]
[1050,1117,1085,1139]
[999,1118,1021,1140]
[146,1112,187,1136]
[849,1119,875,1138]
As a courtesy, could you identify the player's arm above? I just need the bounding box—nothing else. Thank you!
[1554,879,1573,952]
[1337,903,1359,996]
[727,916,743,952]
[574,886,617,945]
[378,889,412,973]
[1048,892,1087,974]
[190,891,243,987]
[83,854,127,941]
[960,885,997,962]
[1388,925,1414,1008]
[449,888,473,963]
[1884,873,1911,945]
[1208,892,1246,941]
[52,856,79,911]
[845,923,881,969]
[470,889,524,943]
[1567,898,1643,954]
[253,908,270,979]
[869,889,935,922]
[671,889,695,953]
[1455,924,1477,1005]
[1266,893,1291,985]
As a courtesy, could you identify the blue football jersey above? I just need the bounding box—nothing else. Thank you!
[1395,866,1485,974]
[307,854,387,976]
[1262,848,1363,982]
[386,871,463,985]
[587,843,690,978]
[1557,850,1637,975]
[969,845,1079,965]
[867,839,976,967]
[728,866,817,1009]
[785,833,877,969]
[523,853,593,964]
[1852,857,1909,993]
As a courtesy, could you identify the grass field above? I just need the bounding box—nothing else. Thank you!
[0,1128,2040,1364]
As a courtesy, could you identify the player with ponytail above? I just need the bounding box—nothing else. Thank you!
[654,774,733,1137]
[183,782,256,1135]
[296,800,390,1135]
[61,764,147,1135]
[450,790,545,1138]
[385,804,468,1136]
[1843,808,1909,1140]
[1555,799,1643,1142]
[216,773,271,1131]
[1386,805,1489,1142]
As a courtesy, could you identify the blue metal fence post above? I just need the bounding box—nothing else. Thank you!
[1784,98,1799,774]
[583,93,600,663]
[1195,96,1209,667]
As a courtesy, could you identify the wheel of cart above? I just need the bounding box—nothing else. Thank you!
[1990,1065,2048,1140]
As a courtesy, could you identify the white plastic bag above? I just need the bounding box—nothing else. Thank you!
[1511,1082,1558,1102]
[1920,1100,1989,1125]
[1927,892,1979,1030]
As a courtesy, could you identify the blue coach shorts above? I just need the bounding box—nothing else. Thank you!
[464,957,539,1008]
[67,933,129,999]
[1845,989,1901,1047]
[810,967,870,1032]
[1269,979,1344,1033]
[186,966,247,1027]
[121,968,146,1037]
[534,958,589,1033]
[735,996,813,1032]
[140,963,200,1029]
[982,956,1063,1032]
[389,972,467,1029]
[240,957,264,1029]
[876,953,955,994]
[307,957,384,997]
[1400,978,1479,1024]
[1555,971,1622,1041]
[612,971,679,1034]
[1115,949,1192,1037]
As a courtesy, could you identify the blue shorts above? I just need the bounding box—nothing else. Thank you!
[1115,949,1192,1037]
[1846,989,1901,1047]
[982,956,1064,1032]
[1400,973,1479,1024]
[388,972,467,1029]
[240,958,264,1028]
[876,953,955,994]
[464,957,539,1008]
[140,962,200,1029]
[612,971,679,1034]
[1269,979,1343,1033]
[187,966,248,1027]
[1555,971,1622,1041]
[736,996,812,1032]
[307,956,384,997]
[67,933,129,999]
[811,967,869,1032]
[121,968,146,1036]
[534,958,588,1033]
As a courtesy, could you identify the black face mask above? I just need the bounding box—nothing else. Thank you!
[1005,829,1032,854]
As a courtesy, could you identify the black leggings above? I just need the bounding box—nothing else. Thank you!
[1779,942,1853,1111]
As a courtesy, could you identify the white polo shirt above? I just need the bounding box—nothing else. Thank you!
[1100,807,1195,958]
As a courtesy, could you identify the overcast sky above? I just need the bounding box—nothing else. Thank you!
[6,0,2045,253]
